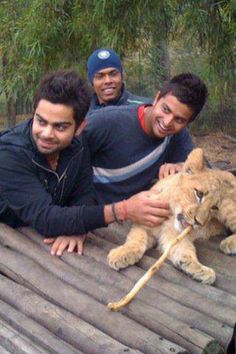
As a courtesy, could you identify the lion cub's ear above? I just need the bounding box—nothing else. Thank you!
[183,148,207,174]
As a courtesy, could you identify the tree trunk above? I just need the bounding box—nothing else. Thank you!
[7,97,16,128]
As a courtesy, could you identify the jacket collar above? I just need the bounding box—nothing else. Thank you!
[90,84,128,109]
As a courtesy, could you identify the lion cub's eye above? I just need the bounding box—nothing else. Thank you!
[194,189,208,203]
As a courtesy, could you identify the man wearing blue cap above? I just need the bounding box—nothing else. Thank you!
[87,48,151,110]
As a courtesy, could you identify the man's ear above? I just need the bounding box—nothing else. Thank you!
[183,148,207,174]
[152,91,160,106]
[75,119,86,136]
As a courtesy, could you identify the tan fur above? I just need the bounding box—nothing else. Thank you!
[108,148,236,284]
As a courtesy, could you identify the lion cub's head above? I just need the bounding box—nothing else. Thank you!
[170,149,221,232]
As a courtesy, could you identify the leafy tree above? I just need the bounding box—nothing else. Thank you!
[0,0,235,133]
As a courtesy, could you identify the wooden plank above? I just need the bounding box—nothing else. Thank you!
[147,241,236,296]
[92,227,236,309]
[89,230,236,310]
[0,299,81,354]
[0,317,48,354]
[196,243,236,278]
[0,237,188,354]
[21,227,232,346]
[0,345,11,354]
[0,275,139,354]
[0,226,211,354]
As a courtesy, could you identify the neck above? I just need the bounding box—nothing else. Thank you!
[46,153,59,171]
[143,106,152,136]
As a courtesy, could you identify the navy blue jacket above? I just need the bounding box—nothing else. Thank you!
[0,119,105,236]
[89,84,152,111]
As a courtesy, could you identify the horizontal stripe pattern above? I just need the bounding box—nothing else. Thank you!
[93,136,171,184]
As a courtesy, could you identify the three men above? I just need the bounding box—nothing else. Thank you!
[87,48,151,110]
[0,70,169,255]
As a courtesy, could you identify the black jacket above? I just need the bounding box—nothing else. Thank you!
[89,84,152,111]
[0,119,105,236]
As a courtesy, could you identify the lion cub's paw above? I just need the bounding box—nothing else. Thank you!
[220,235,236,255]
[177,260,216,284]
[108,245,144,271]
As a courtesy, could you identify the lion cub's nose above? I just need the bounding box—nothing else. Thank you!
[194,216,203,226]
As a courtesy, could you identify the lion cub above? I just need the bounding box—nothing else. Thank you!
[108,149,236,284]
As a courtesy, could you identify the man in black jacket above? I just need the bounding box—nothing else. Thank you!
[0,70,170,256]
[87,48,151,111]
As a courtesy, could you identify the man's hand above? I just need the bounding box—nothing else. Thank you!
[44,235,86,256]
[159,162,184,180]
[126,191,170,227]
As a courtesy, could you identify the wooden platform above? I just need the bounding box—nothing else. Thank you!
[0,222,235,353]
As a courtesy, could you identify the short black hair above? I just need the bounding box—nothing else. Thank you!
[159,73,208,121]
[34,70,90,126]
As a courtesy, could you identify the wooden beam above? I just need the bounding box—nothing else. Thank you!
[0,317,47,354]
[0,299,80,354]
[0,231,187,354]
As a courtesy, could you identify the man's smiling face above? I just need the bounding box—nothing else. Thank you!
[32,99,76,157]
[144,93,194,138]
[92,67,123,104]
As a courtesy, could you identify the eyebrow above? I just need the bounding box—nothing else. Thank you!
[95,69,119,76]
[35,113,72,126]
[162,103,189,122]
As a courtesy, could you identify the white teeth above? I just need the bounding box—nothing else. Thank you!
[103,88,114,93]
[159,121,168,131]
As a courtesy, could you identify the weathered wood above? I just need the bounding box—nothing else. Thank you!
[147,240,236,296]
[21,227,231,348]
[0,275,139,354]
[108,226,193,311]
[0,299,81,354]
[0,317,48,354]
[0,345,11,354]
[0,227,213,354]
[0,240,188,354]
[91,228,236,310]
[196,243,236,278]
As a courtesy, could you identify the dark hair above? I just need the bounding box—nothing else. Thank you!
[34,70,91,126]
[159,73,208,121]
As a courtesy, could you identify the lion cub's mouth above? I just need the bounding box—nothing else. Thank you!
[176,213,191,229]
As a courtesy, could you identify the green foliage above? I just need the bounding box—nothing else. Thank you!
[0,0,235,132]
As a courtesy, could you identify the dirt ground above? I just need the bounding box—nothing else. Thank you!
[192,132,236,170]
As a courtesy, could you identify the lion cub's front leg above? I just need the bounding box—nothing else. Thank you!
[220,234,236,255]
[167,238,216,285]
[108,226,155,270]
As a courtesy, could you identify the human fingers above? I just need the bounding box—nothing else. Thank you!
[55,238,71,256]
[68,239,77,253]
[147,205,171,218]
[145,198,170,210]
[141,215,167,228]
[49,237,67,256]
[77,238,84,255]
[158,164,166,180]
[43,238,56,244]
[163,164,173,179]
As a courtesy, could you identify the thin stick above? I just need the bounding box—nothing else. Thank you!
[108,225,192,311]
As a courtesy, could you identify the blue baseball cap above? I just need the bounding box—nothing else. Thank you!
[87,48,123,84]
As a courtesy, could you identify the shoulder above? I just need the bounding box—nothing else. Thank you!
[171,128,192,142]
[125,90,153,105]
[86,105,138,124]
[0,119,33,151]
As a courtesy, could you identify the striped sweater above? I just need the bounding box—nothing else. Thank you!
[85,105,193,203]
